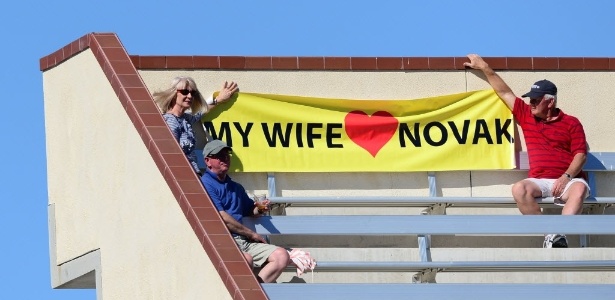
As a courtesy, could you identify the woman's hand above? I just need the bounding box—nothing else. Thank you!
[215,81,239,103]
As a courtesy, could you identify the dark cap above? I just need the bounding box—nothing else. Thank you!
[521,79,557,98]
[203,140,232,157]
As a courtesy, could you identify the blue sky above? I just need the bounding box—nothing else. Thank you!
[1,0,613,299]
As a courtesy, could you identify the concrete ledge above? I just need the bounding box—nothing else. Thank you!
[48,204,101,297]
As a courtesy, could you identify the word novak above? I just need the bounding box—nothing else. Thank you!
[204,117,513,155]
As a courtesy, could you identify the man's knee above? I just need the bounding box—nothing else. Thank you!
[511,180,536,200]
[564,182,588,201]
[562,183,587,215]
[269,247,290,265]
[511,182,522,197]
[562,182,589,203]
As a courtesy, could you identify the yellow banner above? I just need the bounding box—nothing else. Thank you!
[202,90,514,172]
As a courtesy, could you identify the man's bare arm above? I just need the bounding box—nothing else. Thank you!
[218,211,267,243]
[464,54,516,110]
[564,152,587,179]
[552,152,587,197]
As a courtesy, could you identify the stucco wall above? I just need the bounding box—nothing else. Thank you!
[44,57,615,293]
[140,69,615,150]
[138,69,615,271]
[140,69,615,198]
[44,50,231,299]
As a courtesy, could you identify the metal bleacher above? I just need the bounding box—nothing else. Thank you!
[197,150,615,299]
[262,283,615,300]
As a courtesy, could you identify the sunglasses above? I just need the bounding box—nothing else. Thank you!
[529,97,544,105]
[208,151,232,160]
[177,89,197,96]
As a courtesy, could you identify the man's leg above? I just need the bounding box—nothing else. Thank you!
[242,252,265,283]
[560,182,588,215]
[546,181,589,248]
[243,252,253,266]
[511,179,543,215]
[258,247,290,283]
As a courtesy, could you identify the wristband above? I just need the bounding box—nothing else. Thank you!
[205,95,216,105]
[564,173,572,179]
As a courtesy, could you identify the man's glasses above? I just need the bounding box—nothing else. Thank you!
[529,97,543,105]
[177,89,197,96]
[208,152,232,160]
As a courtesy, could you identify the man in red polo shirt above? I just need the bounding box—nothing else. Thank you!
[464,54,589,248]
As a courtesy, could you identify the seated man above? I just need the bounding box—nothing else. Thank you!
[464,54,590,248]
[200,139,290,283]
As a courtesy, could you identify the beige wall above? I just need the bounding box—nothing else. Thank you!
[140,69,615,276]
[44,56,615,296]
[44,51,231,299]
[141,69,615,151]
[140,69,615,198]
[466,71,615,151]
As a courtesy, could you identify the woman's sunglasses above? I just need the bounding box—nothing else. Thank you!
[177,89,197,96]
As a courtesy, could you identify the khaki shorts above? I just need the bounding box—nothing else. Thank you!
[233,235,278,267]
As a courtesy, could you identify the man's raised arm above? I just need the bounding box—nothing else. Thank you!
[464,54,516,110]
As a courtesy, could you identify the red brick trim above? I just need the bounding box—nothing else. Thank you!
[41,37,615,72]
[122,56,615,71]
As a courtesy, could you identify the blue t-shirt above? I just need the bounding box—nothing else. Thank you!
[201,168,254,223]
[163,111,204,173]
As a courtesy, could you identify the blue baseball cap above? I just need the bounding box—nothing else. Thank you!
[521,79,557,98]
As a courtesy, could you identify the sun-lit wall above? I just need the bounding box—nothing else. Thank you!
[44,50,231,300]
[43,31,615,297]
[138,67,615,284]
[140,69,615,199]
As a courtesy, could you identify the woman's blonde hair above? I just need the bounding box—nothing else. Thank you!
[153,76,205,113]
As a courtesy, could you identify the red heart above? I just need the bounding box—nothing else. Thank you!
[344,111,398,157]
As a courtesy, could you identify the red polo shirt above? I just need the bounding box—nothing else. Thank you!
[512,98,587,179]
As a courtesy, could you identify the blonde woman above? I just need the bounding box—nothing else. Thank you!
[153,76,238,175]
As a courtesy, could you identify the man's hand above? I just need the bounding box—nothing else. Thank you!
[249,232,268,244]
[463,53,515,110]
[551,175,571,198]
[254,199,271,215]
[463,54,489,71]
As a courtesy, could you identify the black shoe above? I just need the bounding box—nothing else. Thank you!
[551,234,568,248]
